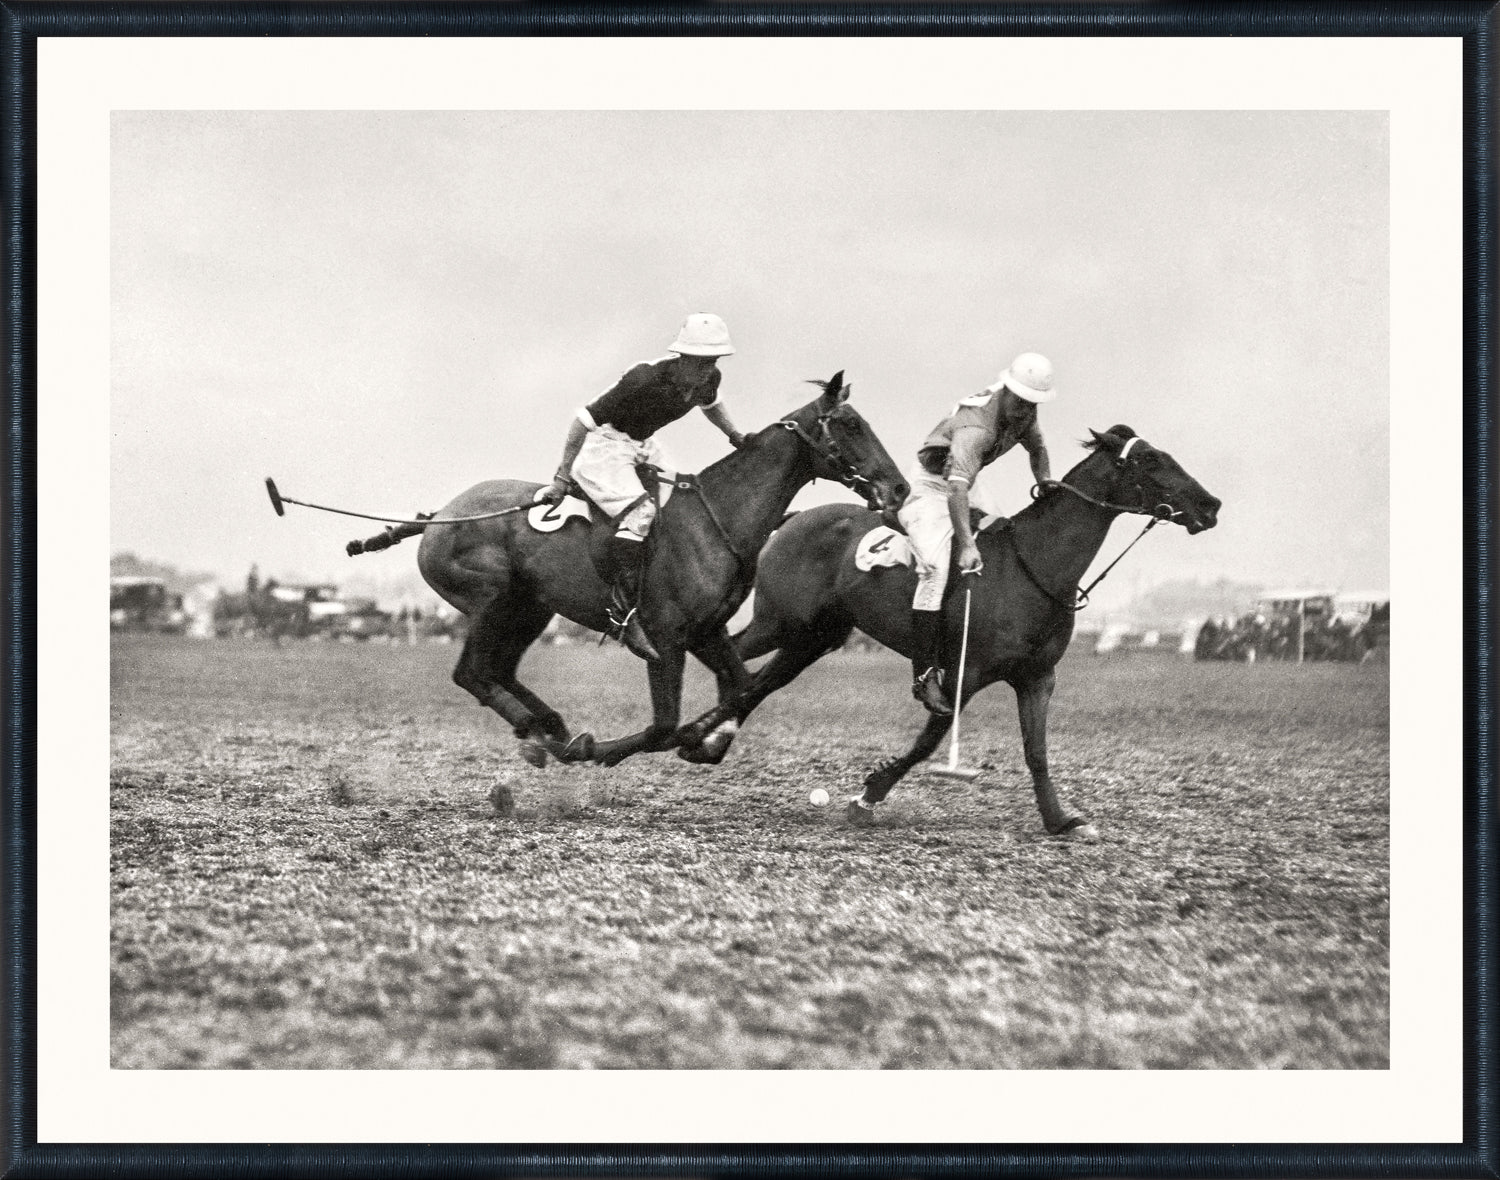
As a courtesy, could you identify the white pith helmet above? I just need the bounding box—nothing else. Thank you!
[996,351,1057,404]
[670,313,735,357]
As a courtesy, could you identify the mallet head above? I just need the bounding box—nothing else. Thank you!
[265,477,286,517]
[927,763,981,782]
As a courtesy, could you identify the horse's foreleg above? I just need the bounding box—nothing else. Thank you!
[678,626,850,764]
[1014,670,1094,838]
[855,711,954,815]
[589,646,687,767]
[733,612,787,662]
[673,629,755,757]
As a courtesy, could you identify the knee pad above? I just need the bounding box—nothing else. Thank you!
[619,499,656,538]
[912,572,946,613]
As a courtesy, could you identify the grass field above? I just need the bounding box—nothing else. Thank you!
[111,634,1388,1069]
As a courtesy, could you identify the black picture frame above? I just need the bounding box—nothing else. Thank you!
[3,3,1495,1177]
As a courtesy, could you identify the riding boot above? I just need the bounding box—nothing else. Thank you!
[605,535,660,661]
[910,609,952,716]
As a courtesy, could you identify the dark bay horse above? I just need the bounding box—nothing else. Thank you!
[675,425,1220,838]
[348,374,908,768]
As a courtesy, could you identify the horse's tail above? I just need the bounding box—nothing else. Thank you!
[346,516,431,557]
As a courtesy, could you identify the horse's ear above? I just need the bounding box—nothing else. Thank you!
[1088,426,1135,454]
[810,370,849,410]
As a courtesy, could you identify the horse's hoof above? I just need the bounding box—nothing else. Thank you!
[518,739,549,769]
[676,742,724,765]
[697,719,738,761]
[598,745,629,768]
[846,797,877,827]
[562,733,595,763]
[1054,818,1100,842]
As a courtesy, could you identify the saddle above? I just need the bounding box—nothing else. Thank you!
[854,510,1008,572]
[525,463,682,534]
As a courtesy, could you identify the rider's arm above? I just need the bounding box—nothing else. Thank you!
[1023,418,1052,485]
[946,478,980,569]
[945,425,991,573]
[701,399,746,449]
[553,415,590,483]
[539,415,590,502]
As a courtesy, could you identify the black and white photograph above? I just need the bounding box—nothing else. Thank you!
[106,100,1393,1072]
[22,26,1471,1154]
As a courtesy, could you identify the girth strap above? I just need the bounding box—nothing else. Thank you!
[598,467,751,583]
[669,473,753,581]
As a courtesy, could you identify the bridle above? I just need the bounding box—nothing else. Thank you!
[1010,440,1182,612]
[1035,478,1181,526]
[672,407,890,585]
[778,409,887,513]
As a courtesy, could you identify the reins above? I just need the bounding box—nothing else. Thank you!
[1005,475,1179,612]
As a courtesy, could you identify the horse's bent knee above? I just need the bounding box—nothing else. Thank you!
[453,666,483,700]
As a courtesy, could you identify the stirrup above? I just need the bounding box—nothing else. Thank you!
[912,667,953,716]
[604,600,659,661]
[601,582,632,638]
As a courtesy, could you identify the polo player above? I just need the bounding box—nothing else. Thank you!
[537,314,747,660]
[898,351,1057,714]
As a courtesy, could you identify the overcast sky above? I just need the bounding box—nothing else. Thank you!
[111,110,1387,608]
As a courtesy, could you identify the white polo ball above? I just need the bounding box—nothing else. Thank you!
[808,787,830,807]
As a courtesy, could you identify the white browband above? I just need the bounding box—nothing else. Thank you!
[1118,436,1142,462]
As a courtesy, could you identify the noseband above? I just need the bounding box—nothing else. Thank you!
[779,414,883,509]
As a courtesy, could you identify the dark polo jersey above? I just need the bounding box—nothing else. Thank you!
[583,355,722,441]
[917,385,1045,484]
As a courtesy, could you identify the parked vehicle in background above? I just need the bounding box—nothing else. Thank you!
[110,576,188,634]
[326,597,394,642]
[1193,588,1389,664]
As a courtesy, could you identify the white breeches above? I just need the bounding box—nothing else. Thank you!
[897,467,954,612]
[571,426,670,538]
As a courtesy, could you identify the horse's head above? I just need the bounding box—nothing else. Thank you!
[783,371,909,526]
[1075,425,1221,534]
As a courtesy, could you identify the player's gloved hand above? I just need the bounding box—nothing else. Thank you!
[728,431,748,450]
[957,540,984,576]
[535,478,570,506]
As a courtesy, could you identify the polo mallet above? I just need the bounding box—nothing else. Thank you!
[264,477,530,525]
[928,574,981,782]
